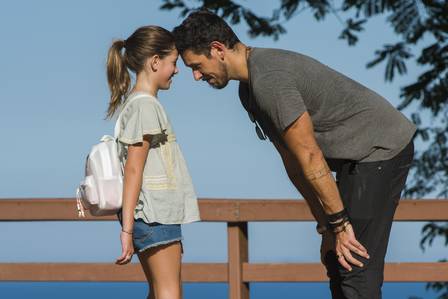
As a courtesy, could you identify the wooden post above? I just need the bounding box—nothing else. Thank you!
[227,222,249,299]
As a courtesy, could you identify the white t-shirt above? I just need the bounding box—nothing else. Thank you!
[117,92,200,224]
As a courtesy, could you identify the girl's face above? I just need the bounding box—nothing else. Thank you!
[156,48,179,90]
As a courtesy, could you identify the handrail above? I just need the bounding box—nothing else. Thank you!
[1,198,447,299]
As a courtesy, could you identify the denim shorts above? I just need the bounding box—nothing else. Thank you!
[117,211,183,253]
[132,219,183,253]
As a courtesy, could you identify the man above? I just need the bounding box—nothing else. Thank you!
[173,9,415,299]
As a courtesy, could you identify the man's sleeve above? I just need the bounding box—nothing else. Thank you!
[253,70,307,134]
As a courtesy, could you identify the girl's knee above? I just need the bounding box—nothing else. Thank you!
[155,288,181,299]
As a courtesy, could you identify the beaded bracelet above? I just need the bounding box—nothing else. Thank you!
[333,220,351,234]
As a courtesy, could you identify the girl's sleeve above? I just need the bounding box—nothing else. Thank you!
[118,100,162,145]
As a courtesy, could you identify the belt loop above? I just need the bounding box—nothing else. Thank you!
[349,161,359,174]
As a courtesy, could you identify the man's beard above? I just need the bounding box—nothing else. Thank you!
[207,61,229,89]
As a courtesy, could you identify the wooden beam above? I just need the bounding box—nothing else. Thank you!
[0,263,228,282]
[228,223,249,299]
[243,263,327,282]
[384,262,448,282]
[1,198,447,221]
[2,262,446,283]
[243,262,448,282]
[0,198,115,221]
[393,200,448,221]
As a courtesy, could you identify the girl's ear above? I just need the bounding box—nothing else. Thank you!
[145,55,160,72]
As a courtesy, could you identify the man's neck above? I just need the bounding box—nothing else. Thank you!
[227,43,250,83]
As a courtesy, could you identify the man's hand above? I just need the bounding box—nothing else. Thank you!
[320,226,369,271]
[320,230,335,265]
[334,223,369,271]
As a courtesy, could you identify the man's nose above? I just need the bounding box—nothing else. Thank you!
[193,70,203,81]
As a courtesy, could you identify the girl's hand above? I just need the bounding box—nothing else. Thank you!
[115,231,134,265]
[334,223,369,271]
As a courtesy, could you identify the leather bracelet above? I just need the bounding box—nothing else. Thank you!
[121,229,133,235]
[327,208,349,224]
[316,223,329,235]
[328,215,349,226]
[329,217,350,232]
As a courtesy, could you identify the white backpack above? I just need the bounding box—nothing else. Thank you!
[76,94,147,217]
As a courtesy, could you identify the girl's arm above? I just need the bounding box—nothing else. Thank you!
[116,135,150,265]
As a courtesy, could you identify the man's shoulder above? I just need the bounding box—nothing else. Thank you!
[251,47,308,64]
[250,47,317,80]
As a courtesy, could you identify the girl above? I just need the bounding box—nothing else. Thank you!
[106,26,201,299]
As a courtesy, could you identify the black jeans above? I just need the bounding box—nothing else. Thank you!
[324,141,414,299]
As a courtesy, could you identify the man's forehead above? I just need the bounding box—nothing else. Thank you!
[182,50,208,66]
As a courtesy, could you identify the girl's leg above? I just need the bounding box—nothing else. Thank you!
[137,241,182,299]
[147,281,155,299]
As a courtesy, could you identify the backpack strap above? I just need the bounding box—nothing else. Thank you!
[113,94,154,139]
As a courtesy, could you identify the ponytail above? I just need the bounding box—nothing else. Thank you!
[105,26,175,119]
[106,40,130,119]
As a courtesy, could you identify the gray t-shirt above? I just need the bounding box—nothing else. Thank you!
[239,48,416,163]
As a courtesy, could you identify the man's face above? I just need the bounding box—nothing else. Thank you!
[181,49,230,89]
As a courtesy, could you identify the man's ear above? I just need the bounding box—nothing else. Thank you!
[145,55,160,72]
[210,41,226,60]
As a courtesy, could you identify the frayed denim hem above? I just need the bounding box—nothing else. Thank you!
[137,237,183,254]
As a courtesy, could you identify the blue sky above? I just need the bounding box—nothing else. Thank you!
[0,1,446,298]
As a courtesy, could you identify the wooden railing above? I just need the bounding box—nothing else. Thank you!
[1,198,448,299]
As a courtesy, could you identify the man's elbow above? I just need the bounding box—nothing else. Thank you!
[294,146,324,168]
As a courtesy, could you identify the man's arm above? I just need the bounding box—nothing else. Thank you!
[281,112,343,215]
[280,111,369,270]
[249,69,367,269]
[273,141,328,228]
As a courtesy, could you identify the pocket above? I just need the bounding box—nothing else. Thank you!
[96,176,123,210]
[133,220,152,242]
[340,162,389,220]
[348,174,375,220]
[79,175,98,207]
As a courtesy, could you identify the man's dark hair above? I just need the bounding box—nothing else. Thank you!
[172,9,240,56]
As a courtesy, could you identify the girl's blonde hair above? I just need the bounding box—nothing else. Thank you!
[106,26,175,118]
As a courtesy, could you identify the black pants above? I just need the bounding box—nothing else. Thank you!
[324,141,414,299]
